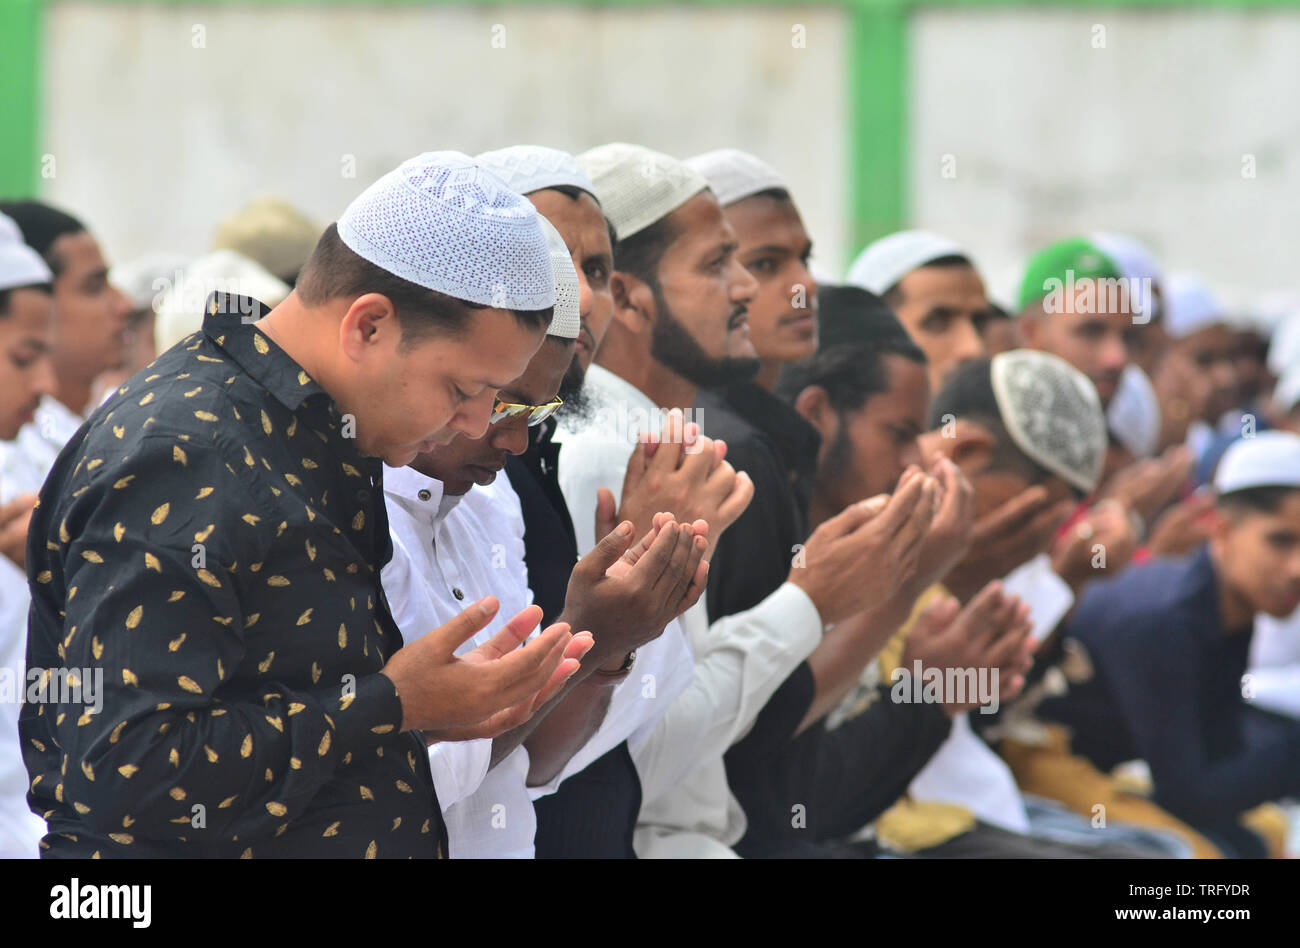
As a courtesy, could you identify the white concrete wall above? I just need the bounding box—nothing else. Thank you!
[909,7,1300,310]
[40,2,849,274]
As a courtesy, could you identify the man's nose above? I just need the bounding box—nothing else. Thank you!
[451,391,497,440]
[492,416,531,456]
[110,286,132,323]
[32,354,57,399]
[577,268,593,320]
[1101,331,1129,370]
[792,262,818,316]
[953,318,985,364]
[730,257,759,305]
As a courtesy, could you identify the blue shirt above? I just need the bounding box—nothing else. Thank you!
[1042,545,1300,824]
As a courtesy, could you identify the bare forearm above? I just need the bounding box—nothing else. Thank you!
[486,659,616,770]
[522,680,615,785]
[488,609,631,771]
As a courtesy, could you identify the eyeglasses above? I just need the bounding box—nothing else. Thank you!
[489,395,564,427]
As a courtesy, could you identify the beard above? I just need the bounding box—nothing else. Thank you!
[556,351,595,426]
[648,284,760,390]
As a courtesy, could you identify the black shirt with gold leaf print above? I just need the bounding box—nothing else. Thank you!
[21,293,446,858]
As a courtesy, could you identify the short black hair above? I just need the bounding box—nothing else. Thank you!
[742,187,793,204]
[0,283,53,319]
[776,339,925,416]
[296,223,552,347]
[881,253,974,309]
[928,356,1054,486]
[1218,485,1300,516]
[0,200,86,278]
[613,214,677,290]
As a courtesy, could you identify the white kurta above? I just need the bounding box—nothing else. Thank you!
[556,364,824,857]
[547,364,699,789]
[381,464,537,857]
[0,394,85,858]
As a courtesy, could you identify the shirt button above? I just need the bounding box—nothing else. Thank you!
[417,489,431,501]
[358,489,370,503]
[452,587,465,601]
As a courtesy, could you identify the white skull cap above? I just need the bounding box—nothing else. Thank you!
[576,143,708,240]
[0,211,52,292]
[155,250,290,353]
[110,253,192,311]
[685,148,789,207]
[1273,364,1300,416]
[1269,311,1300,375]
[539,216,580,340]
[1215,430,1300,494]
[475,145,597,201]
[991,348,1107,494]
[1107,363,1160,459]
[1090,232,1163,322]
[1164,272,1226,339]
[337,151,554,310]
[846,229,967,295]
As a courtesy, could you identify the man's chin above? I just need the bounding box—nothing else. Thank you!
[385,447,420,468]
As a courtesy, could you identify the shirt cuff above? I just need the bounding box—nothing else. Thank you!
[428,739,494,812]
[324,672,406,756]
[767,582,824,656]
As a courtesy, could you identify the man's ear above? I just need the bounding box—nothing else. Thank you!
[338,292,399,361]
[793,385,838,445]
[1206,506,1234,557]
[1016,307,1043,348]
[610,271,654,334]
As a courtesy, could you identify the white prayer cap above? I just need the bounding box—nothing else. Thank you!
[991,348,1107,494]
[475,145,596,201]
[155,250,289,353]
[1107,363,1161,459]
[0,211,52,292]
[1273,364,1300,416]
[1164,272,1227,339]
[338,151,554,310]
[1215,430,1300,495]
[685,148,788,207]
[845,229,967,295]
[110,253,191,312]
[1246,292,1300,347]
[576,143,708,241]
[540,216,579,340]
[1090,232,1163,322]
[1267,312,1300,375]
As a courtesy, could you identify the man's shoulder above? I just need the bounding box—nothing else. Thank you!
[694,388,758,444]
[1072,553,1205,649]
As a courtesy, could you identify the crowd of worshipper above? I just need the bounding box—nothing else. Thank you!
[1,143,1298,861]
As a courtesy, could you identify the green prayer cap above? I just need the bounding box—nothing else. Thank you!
[1017,237,1122,311]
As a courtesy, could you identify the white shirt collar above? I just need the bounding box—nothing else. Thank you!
[381,462,465,525]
